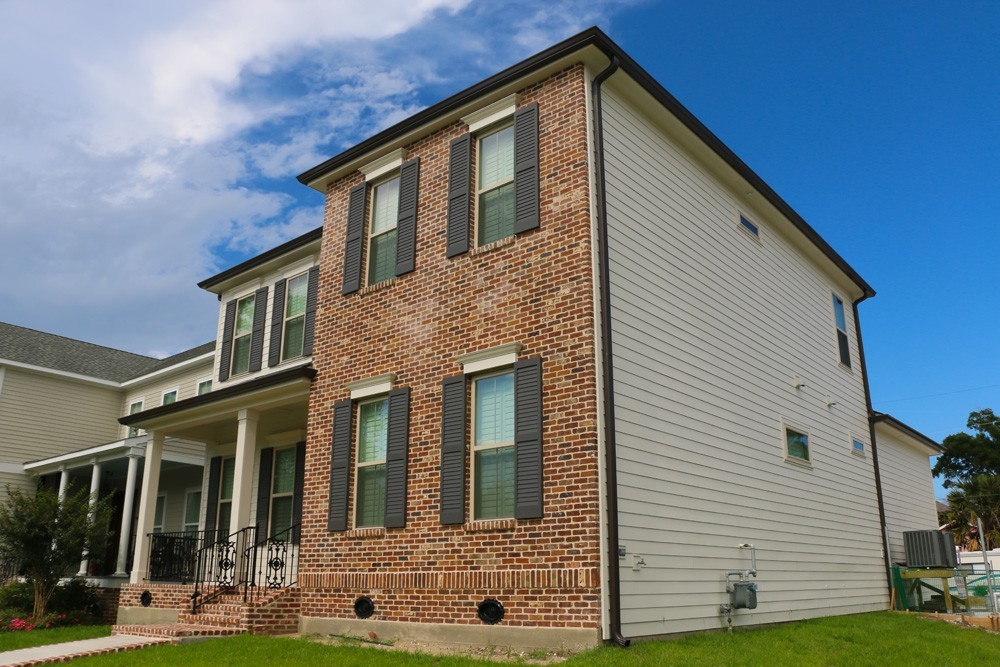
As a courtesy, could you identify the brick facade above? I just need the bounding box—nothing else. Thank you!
[300,63,604,630]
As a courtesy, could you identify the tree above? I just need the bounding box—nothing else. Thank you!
[941,475,1000,551]
[932,408,1000,489]
[0,486,112,619]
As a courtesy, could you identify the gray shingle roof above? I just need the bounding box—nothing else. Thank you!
[0,322,215,383]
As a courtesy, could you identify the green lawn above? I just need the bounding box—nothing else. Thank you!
[60,612,1000,666]
[0,625,110,652]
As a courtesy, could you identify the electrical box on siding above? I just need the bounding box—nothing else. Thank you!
[903,530,957,568]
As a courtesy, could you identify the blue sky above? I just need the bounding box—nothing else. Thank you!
[1,1,996,497]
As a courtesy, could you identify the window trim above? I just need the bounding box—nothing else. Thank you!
[365,173,401,286]
[474,121,516,247]
[470,368,517,521]
[217,456,236,535]
[152,493,167,533]
[353,396,389,528]
[737,211,762,242]
[126,399,144,438]
[230,292,257,377]
[850,434,867,457]
[183,487,201,533]
[280,271,310,361]
[269,446,297,537]
[781,418,812,467]
[160,387,179,406]
[832,293,852,369]
[196,378,213,396]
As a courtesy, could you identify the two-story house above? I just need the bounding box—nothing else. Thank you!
[101,27,937,647]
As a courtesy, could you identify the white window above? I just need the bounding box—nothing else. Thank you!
[832,294,851,368]
[127,399,143,438]
[851,437,866,456]
[355,398,388,528]
[161,388,178,405]
[281,273,309,361]
[476,124,515,245]
[183,489,201,533]
[216,457,235,536]
[783,422,811,464]
[472,370,515,520]
[367,176,399,285]
[231,294,256,376]
[197,379,212,395]
[269,448,296,537]
[152,494,166,533]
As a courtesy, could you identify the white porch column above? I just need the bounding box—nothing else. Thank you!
[57,466,69,501]
[129,431,164,584]
[78,460,103,575]
[229,409,259,536]
[113,452,141,577]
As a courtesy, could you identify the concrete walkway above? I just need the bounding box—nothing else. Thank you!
[0,633,169,666]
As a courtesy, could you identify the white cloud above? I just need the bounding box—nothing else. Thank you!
[0,0,628,355]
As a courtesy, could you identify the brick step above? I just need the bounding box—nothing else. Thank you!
[197,603,245,614]
[113,623,246,639]
[177,613,245,628]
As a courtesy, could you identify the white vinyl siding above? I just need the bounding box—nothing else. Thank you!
[874,424,940,564]
[601,82,884,637]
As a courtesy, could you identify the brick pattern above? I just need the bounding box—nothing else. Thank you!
[93,586,121,624]
[302,64,603,630]
[118,583,194,612]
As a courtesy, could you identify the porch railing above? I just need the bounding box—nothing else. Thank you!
[190,526,257,613]
[241,523,300,605]
[147,530,213,583]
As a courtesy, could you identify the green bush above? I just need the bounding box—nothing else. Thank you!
[0,582,32,614]
[0,578,101,619]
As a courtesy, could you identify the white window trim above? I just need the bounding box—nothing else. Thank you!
[217,456,236,533]
[281,270,310,361]
[161,387,179,406]
[470,368,517,521]
[196,378,213,396]
[230,292,257,377]
[850,434,867,457]
[353,396,388,529]
[152,493,167,533]
[462,94,520,132]
[346,374,397,400]
[183,487,201,533]
[832,292,852,370]
[269,446,297,536]
[126,398,145,438]
[458,343,522,375]
[364,173,401,287]
[781,417,812,467]
[359,148,407,182]
[473,121,516,247]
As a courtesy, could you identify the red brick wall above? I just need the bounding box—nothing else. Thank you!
[301,64,602,629]
[118,583,193,611]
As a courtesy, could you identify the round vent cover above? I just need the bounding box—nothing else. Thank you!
[353,596,375,619]
[477,599,505,625]
[139,590,152,608]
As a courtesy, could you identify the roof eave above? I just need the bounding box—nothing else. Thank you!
[198,227,323,293]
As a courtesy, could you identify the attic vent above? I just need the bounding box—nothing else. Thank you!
[903,530,956,568]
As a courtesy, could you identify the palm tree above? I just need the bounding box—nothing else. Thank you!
[942,475,1000,551]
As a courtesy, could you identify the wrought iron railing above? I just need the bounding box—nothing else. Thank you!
[190,525,257,613]
[242,523,300,605]
[147,530,211,582]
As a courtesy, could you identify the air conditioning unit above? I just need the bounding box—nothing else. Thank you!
[903,530,957,568]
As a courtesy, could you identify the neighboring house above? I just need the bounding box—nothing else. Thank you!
[872,413,942,564]
[0,322,213,580]
[7,28,945,647]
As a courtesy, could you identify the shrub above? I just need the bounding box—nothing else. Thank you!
[0,581,32,614]
[50,578,100,616]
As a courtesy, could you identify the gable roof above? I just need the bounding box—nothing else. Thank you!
[873,411,942,453]
[297,26,873,298]
[198,226,323,291]
[0,322,157,383]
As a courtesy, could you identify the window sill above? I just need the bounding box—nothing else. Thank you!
[784,455,813,469]
[345,527,386,539]
[469,236,516,257]
[464,518,516,533]
[851,449,866,458]
[357,277,397,296]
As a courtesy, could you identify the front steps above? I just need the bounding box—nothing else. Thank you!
[113,586,300,640]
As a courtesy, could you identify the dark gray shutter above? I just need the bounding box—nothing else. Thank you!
[291,441,306,544]
[446,134,471,258]
[268,279,287,368]
[218,300,237,382]
[513,103,540,234]
[384,388,410,528]
[204,456,222,536]
[342,183,367,294]
[301,266,320,356]
[327,400,353,531]
[395,158,420,276]
[248,286,268,372]
[256,447,274,537]
[514,358,543,519]
[440,375,467,524]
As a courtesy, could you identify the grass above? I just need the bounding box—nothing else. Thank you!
[58,612,1000,666]
[0,625,111,652]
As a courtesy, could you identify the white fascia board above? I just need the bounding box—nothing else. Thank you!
[121,352,215,388]
[23,440,131,470]
[0,358,120,388]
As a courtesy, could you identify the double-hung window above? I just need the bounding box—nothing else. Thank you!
[281,273,309,360]
[269,448,296,536]
[152,495,166,533]
[231,294,256,376]
[832,295,851,368]
[355,398,388,527]
[477,125,515,245]
[472,371,516,520]
[184,489,201,533]
[127,400,143,438]
[216,457,236,537]
[368,176,400,285]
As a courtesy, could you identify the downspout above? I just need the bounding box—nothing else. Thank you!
[592,55,630,648]
[853,296,892,597]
